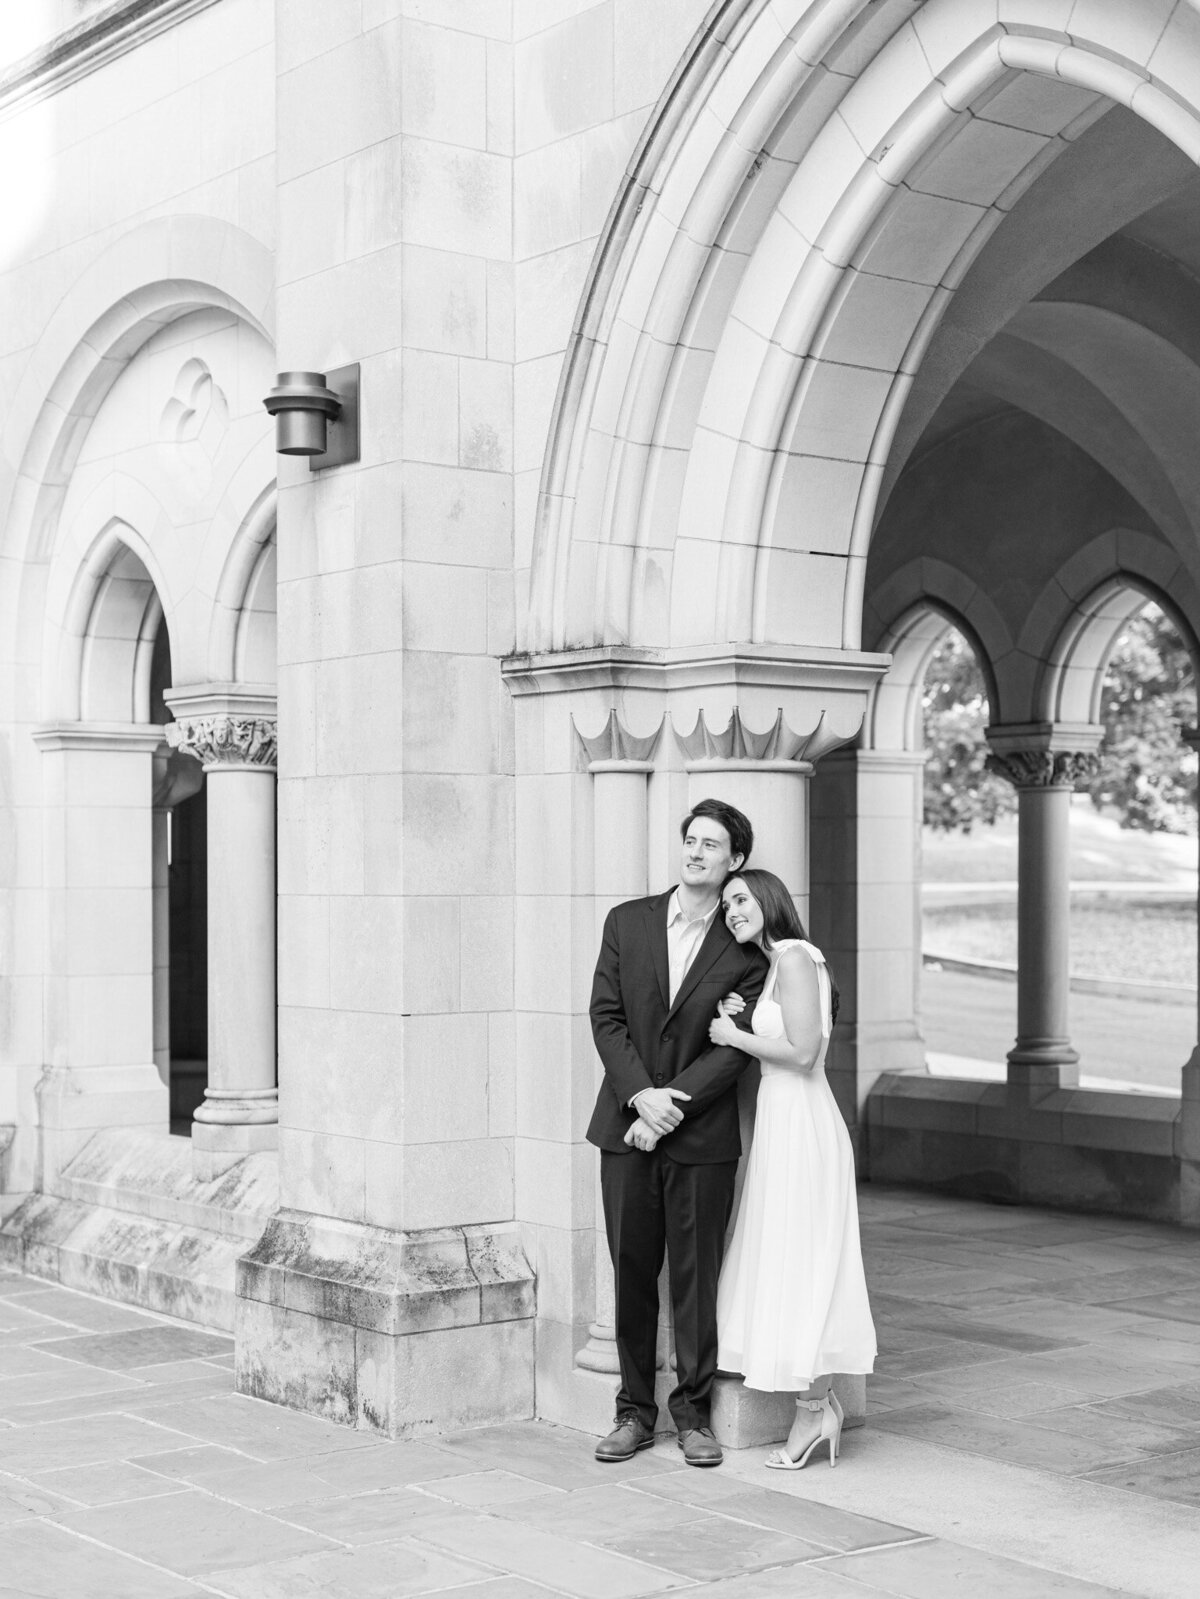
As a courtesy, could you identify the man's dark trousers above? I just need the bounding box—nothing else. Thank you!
[600,1145,737,1432]
[587,888,768,1434]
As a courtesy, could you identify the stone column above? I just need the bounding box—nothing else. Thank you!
[1177,729,1200,1224]
[811,748,928,1129]
[166,688,278,1179]
[574,713,660,1389]
[986,725,1102,1093]
[151,749,204,1084]
[32,722,169,1188]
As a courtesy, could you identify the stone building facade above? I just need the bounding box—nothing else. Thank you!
[3,0,1200,1439]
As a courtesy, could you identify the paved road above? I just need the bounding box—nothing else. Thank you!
[922,967,1195,1091]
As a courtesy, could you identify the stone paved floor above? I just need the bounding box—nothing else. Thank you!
[2,1187,1200,1596]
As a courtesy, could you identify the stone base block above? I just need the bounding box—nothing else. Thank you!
[191,1119,279,1181]
[711,1372,866,1446]
[235,1209,536,1437]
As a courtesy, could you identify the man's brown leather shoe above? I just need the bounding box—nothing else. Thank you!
[677,1425,723,1466]
[595,1415,655,1462]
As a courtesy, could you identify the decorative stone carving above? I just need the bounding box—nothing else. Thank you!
[574,708,664,767]
[985,748,1100,789]
[167,714,277,771]
[674,706,855,765]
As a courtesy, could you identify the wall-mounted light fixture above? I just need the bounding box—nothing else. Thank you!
[263,365,360,470]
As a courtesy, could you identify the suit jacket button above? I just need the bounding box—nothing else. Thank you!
[654,1074,664,1083]
[662,1032,672,1042]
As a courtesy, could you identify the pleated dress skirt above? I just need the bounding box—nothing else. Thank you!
[717,1017,877,1392]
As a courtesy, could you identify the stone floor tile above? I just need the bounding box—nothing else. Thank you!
[1095,1386,1200,1432]
[865,1374,927,1410]
[421,1467,566,1506]
[1104,1288,1200,1325]
[0,1299,75,1334]
[931,1381,1112,1421]
[131,1442,261,1480]
[141,1456,356,1511]
[877,1341,1014,1379]
[1016,1345,1197,1399]
[34,1326,233,1369]
[0,1517,206,1597]
[869,1404,1122,1475]
[123,1356,239,1386]
[1026,1401,1200,1459]
[874,1301,1079,1355]
[6,1288,164,1332]
[673,1566,882,1597]
[52,1485,340,1575]
[300,1438,477,1491]
[0,1412,198,1474]
[0,1370,233,1425]
[494,1481,708,1539]
[139,1392,380,1460]
[677,1487,921,1554]
[413,1508,687,1597]
[30,1457,192,1507]
[434,1420,680,1490]
[0,1363,147,1409]
[0,1343,92,1378]
[984,1301,1143,1340]
[1083,1445,1200,1506]
[878,1267,1039,1303]
[600,1514,824,1580]
[0,1469,81,1525]
[824,1536,1130,1597]
[436,1583,574,1599]
[272,1484,484,1544]
[202,1538,503,1599]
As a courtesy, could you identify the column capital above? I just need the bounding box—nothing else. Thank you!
[984,722,1103,790]
[164,683,277,772]
[673,706,841,772]
[167,713,277,772]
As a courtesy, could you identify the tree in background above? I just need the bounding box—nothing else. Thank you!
[1089,603,1197,834]
[921,629,1014,833]
[921,606,1197,834]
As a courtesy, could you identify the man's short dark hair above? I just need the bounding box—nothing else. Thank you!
[680,798,753,864]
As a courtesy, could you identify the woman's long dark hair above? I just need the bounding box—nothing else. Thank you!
[725,868,840,1026]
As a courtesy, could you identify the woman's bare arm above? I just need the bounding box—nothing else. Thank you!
[708,945,823,1071]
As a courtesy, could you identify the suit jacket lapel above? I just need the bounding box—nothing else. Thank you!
[665,912,733,1023]
[643,891,672,1011]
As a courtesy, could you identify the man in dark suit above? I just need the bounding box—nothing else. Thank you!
[587,797,769,1466]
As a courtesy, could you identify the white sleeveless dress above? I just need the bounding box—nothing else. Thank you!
[716,939,877,1392]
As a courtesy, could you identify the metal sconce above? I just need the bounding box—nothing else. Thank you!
[263,365,360,470]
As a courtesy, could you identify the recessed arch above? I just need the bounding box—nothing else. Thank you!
[529,0,1200,659]
[60,521,171,725]
[208,486,277,686]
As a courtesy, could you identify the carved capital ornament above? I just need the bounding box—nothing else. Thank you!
[167,714,278,772]
[985,748,1100,790]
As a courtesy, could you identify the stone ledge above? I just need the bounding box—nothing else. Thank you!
[52,1128,278,1239]
[0,1191,251,1329]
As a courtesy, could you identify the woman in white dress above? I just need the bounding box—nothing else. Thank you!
[709,868,876,1470]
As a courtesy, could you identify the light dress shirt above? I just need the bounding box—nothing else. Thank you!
[630,891,719,1113]
[666,889,719,1004]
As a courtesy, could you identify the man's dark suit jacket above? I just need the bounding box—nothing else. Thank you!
[587,888,770,1164]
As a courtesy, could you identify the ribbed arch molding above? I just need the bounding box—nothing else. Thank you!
[528,0,1200,657]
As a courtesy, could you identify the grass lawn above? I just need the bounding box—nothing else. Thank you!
[923,804,1197,884]
[924,899,1197,986]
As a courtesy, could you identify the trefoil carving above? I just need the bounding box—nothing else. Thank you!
[574,709,664,765]
[673,707,857,765]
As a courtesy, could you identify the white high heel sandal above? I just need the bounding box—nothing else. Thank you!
[764,1389,843,1470]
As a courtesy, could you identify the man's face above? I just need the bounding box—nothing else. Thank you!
[680,817,743,894]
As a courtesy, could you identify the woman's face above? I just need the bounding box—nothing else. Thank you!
[722,878,764,945]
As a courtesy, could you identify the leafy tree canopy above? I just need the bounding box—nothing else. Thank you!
[921,605,1197,835]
